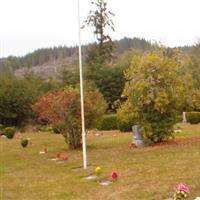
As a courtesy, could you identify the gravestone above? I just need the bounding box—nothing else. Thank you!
[99,180,112,186]
[132,125,144,148]
[83,175,97,180]
[1,135,7,139]
[182,112,187,123]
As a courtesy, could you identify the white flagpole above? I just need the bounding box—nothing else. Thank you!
[77,0,87,170]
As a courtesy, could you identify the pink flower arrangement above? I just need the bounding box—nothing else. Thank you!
[111,171,118,180]
[176,183,190,193]
[174,183,189,200]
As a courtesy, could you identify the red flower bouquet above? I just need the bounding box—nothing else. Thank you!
[111,171,118,180]
[56,153,61,158]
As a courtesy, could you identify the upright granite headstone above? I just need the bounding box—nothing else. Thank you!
[182,112,187,123]
[132,125,144,148]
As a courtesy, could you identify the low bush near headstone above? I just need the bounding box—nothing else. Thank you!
[186,112,200,124]
[21,139,29,148]
[3,127,16,139]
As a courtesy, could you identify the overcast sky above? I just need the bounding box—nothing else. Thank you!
[0,0,200,57]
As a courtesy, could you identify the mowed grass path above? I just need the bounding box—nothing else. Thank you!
[1,124,200,200]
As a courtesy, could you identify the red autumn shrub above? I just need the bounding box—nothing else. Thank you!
[32,86,106,149]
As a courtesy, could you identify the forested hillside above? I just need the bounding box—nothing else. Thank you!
[0,37,154,77]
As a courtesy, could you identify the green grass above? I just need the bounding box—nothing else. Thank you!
[1,124,200,200]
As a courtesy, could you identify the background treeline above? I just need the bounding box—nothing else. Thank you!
[0,37,200,128]
[0,46,77,73]
[0,73,59,126]
[0,37,154,73]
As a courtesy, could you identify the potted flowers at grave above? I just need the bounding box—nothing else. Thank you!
[111,171,118,181]
[98,170,119,186]
[174,183,189,200]
[39,147,48,154]
[44,147,48,153]
[56,153,61,159]
[83,166,102,181]
[54,153,68,161]
[61,156,68,161]
[95,166,102,177]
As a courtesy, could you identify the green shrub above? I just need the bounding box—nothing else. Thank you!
[117,51,195,143]
[3,127,16,139]
[0,124,4,130]
[141,111,176,143]
[53,127,61,134]
[117,101,136,132]
[175,115,183,123]
[52,124,65,134]
[0,124,5,135]
[37,125,52,132]
[117,120,132,132]
[186,112,200,124]
[21,139,29,148]
[96,114,133,132]
[97,114,117,130]
[32,86,106,149]
[0,76,39,126]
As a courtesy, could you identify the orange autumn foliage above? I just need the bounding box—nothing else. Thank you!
[32,86,106,149]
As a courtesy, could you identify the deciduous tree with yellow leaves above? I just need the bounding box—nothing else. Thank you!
[117,50,196,143]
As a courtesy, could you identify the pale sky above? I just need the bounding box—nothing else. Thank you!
[0,0,200,57]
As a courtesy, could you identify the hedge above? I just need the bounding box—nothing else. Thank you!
[186,112,200,124]
[96,114,133,132]
[97,114,118,130]
[117,120,132,132]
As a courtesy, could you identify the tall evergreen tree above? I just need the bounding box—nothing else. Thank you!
[84,0,115,64]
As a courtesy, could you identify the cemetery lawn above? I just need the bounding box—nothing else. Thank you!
[1,124,200,200]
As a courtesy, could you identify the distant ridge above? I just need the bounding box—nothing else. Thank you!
[0,37,193,78]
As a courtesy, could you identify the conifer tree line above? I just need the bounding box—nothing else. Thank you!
[0,38,153,73]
